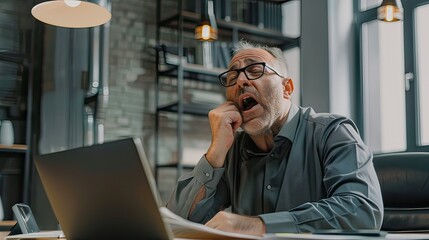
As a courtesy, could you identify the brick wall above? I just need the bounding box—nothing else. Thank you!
[102,0,219,202]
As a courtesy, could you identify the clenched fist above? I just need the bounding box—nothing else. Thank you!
[205,211,266,236]
[206,101,242,168]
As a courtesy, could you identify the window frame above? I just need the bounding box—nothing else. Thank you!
[355,0,429,152]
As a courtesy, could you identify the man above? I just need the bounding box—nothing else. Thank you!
[166,41,383,236]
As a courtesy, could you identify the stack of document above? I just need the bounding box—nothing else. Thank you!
[160,207,261,239]
[5,230,64,239]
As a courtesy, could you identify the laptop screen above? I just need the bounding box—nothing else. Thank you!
[34,138,173,239]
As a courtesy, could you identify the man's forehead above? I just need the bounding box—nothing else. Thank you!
[229,48,274,67]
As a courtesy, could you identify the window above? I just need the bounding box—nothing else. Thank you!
[415,4,429,145]
[361,20,406,153]
[357,0,429,153]
[360,0,381,11]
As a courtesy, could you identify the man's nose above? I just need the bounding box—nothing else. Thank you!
[236,71,249,87]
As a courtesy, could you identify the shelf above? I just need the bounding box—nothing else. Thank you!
[0,144,28,153]
[0,51,26,64]
[0,220,16,231]
[158,102,217,116]
[160,11,299,48]
[183,63,225,76]
[156,162,196,170]
[159,63,225,83]
[84,93,98,105]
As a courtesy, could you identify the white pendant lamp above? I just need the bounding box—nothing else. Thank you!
[31,0,111,28]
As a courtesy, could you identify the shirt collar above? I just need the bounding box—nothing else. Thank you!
[240,103,300,159]
[276,103,299,143]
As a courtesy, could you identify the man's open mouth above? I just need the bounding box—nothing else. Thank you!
[242,97,258,111]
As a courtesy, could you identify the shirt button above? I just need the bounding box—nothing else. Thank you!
[266,185,272,190]
[270,153,275,157]
[205,172,210,177]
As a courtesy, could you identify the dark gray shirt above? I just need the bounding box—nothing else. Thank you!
[167,104,384,233]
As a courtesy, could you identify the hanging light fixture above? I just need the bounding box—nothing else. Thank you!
[31,0,111,28]
[195,0,217,41]
[377,0,403,22]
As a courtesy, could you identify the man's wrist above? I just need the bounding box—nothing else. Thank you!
[258,216,267,234]
[205,150,225,168]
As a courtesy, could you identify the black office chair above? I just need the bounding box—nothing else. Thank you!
[373,152,429,232]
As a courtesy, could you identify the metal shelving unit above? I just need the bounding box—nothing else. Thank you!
[0,0,40,219]
[0,50,33,219]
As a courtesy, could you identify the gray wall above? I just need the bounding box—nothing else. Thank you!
[328,0,355,119]
[301,0,330,112]
[300,0,356,119]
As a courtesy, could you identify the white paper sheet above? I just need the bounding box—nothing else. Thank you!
[265,232,429,240]
[5,230,65,239]
[160,207,262,239]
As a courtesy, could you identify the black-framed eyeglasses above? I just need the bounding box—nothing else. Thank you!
[218,62,285,87]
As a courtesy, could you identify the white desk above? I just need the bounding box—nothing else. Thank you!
[4,231,429,240]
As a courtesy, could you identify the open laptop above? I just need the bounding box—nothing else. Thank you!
[34,138,173,240]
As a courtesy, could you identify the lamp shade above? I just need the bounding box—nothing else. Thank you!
[195,0,217,41]
[195,22,217,41]
[31,0,111,28]
[378,0,403,22]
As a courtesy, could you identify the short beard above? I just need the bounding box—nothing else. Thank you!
[242,120,267,136]
[242,97,282,136]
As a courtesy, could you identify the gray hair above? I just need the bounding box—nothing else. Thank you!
[232,40,289,75]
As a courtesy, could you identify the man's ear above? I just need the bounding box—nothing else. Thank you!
[283,78,294,99]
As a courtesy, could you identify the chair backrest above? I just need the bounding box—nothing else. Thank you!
[373,152,429,232]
